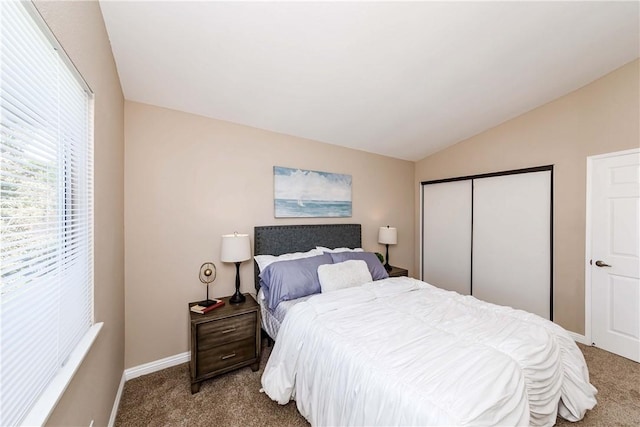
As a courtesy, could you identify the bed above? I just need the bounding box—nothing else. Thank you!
[254,224,597,426]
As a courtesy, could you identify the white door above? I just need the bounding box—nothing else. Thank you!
[473,171,552,319]
[422,180,472,294]
[590,150,640,362]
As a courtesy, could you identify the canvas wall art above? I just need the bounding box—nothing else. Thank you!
[274,166,352,218]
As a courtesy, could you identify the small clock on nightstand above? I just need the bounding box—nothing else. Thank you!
[387,266,408,277]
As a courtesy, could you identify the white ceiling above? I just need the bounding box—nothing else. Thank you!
[99,1,639,161]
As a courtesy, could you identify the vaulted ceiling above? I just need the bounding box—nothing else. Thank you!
[100,1,639,161]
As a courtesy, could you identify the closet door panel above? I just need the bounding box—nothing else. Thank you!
[422,180,472,295]
[472,171,551,319]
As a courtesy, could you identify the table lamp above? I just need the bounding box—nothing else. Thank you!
[378,226,397,272]
[221,232,251,304]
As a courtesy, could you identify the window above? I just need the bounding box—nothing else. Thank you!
[1,2,95,425]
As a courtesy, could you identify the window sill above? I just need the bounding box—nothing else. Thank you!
[21,322,104,426]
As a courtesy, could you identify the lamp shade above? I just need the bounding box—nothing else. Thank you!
[220,233,251,263]
[378,226,398,245]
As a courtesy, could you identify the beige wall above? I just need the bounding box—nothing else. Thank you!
[34,1,125,426]
[415,59,640,335]
[124,101,415,368]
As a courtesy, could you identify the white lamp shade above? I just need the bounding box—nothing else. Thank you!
[378,226,398,245]
[221,233,251,262]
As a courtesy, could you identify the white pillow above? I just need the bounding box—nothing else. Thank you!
[318,260,373,293]
[316,246,364,253]
[254,248,323,272]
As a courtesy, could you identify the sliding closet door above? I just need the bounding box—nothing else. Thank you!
[422,180,472,295]
[472,171,552,319]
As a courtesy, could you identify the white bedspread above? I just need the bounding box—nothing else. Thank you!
[261,278,597,426]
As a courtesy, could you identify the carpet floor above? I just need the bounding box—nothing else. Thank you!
[115,343,639,426]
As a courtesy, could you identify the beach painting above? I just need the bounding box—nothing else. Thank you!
[274,166,352,218]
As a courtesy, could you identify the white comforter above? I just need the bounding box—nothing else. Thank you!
[261,278,597,426]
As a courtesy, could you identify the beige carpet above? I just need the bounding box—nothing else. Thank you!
[115,343,639,426]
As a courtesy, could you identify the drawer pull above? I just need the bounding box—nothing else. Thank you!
[221,353,236,360]
[221,328,236,334]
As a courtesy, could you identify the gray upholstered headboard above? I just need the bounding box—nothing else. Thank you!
[253,224,362,292]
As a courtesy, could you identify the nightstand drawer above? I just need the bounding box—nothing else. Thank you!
[197,312,256,351]
[196,337,256,375]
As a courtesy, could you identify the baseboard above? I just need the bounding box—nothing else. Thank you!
[124,351,191,381]
[567,331,590,345]
[107,373,126,427]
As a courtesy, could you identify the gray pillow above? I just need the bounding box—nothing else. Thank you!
[259,253,333,310]
[329,252,389,280]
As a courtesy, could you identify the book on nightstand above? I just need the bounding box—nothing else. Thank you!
[190,299,224,314]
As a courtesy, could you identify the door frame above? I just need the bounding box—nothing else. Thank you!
[585,147,640,346]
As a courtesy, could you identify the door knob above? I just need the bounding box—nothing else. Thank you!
[595,260,612,268]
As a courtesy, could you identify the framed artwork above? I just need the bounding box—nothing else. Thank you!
[274,166,352,218]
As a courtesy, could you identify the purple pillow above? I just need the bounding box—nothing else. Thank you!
[259,253,333,310]
[329,252,389,280]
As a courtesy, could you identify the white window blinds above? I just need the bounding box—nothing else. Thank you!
[1,2,94,425]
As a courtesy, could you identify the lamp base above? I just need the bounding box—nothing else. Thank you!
[199,299,216,307]
[229,292,245,304]
[230,261,246,304]
[384,244,392,271]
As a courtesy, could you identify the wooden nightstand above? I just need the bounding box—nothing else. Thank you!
[387,266,408,277]
[189,294,261,393]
